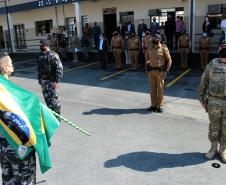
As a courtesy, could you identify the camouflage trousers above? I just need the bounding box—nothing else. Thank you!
[40,80,61,114]
[208,96,226,144]
[0,138,36,185]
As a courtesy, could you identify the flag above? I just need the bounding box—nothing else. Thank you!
[0,75,60,173]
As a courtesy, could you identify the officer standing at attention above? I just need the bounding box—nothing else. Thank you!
[199,40,226,162]
[199,32,211,70]
[128,33,141,70]
[68,31,80,64]
[37,40,63,114]
[111,31,124,70]
[178,29,191,69]
[50,33,58,53]
[0,51,36,184]
[146,34,172,113]
[143,30,153,60]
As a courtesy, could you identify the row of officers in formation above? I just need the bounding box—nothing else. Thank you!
[0,27,223,185]
[53,29,212,71]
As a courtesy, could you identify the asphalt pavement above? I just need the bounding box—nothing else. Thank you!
[1,59,225,185]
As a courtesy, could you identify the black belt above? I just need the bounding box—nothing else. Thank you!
[147,66,164,71]
[129,49,139,51]
[113,47,122,49]
[199,47,209,50]
[180,46,189,49]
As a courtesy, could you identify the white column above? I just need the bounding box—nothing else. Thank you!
[7,13,15,53]
[74,2,82,38]
[189,0,196,53]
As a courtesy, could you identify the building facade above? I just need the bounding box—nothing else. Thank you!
[0,0,225,52]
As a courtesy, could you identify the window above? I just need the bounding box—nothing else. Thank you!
[207,4,226,29]
[120,11,134,26]
[35,20,53,36]
[149,7,184,28]
[66,17,76,35]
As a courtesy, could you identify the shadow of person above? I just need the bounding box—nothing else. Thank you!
[104,151,207,172]
[83,108,150,115]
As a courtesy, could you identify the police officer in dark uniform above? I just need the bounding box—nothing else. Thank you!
[37,40,63,114]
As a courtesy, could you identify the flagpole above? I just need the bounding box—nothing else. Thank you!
[51,110,90,136]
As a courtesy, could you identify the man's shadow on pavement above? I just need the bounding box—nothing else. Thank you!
[104,151,207,172]
[83,108,150,115]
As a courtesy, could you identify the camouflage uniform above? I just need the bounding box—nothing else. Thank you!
[0,138,36,185]
[199,58,226,161]
[37,50,63,114]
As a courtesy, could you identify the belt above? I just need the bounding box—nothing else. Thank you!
[180,46,189,49]
[199,47,209,50]
[147,66,164,71]
[129,48,139,51]
[113,47,122,49]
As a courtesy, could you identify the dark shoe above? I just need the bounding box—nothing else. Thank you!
[147,106,157,112]
[156,107,163,113]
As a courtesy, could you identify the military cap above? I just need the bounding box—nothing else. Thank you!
[146,30,151,34]
[153,34,162,40]
[0,51,9,60]
[40,39,50,46]
[113,31,118,36]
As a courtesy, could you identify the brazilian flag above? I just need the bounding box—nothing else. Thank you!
[0,75,60,173]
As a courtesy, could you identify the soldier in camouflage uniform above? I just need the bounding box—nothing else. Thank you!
[37,40,63,114]
[0,51,36,185]
[199,40,226,162]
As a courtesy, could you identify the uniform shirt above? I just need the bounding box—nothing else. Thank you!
[199,37,210,49]
[178,35,190,48]
[146,44,172,71]
[143,35,153,49]
[37,50,63,83]
[69,35,79,48]
[128,36,140,50]
[111,36,123,48]
[199,58,226,103]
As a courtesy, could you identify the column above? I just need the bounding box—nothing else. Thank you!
[189,0,196,53]
[7,13,15,53]
[74,2,82,38]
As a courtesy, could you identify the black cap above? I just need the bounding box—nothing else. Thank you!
[40,39,50,46]
[0,51,9,60]
[153,34,162,40]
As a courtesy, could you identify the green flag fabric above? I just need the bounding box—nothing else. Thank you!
[0,76,60,173]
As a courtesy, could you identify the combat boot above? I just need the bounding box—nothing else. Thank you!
[205,141,218,160]
[219,145,226,163]
[147,106,157,112]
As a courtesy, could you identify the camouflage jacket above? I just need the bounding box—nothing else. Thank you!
[199,58,226,103]
[37,50,63,83]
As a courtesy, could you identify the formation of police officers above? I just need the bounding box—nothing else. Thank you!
[42,22,214,114]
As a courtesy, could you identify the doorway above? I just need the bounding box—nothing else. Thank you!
[0,26,5,49]
[14,24,26,49]
[103,8,117,42]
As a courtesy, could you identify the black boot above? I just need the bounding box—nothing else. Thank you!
[147,106,157,112]
[156,107,163,113]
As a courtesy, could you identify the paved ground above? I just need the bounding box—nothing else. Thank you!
[1,58,225,185]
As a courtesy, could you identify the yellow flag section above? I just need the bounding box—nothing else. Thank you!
[0,76,60,173]
[0,84,36,146]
